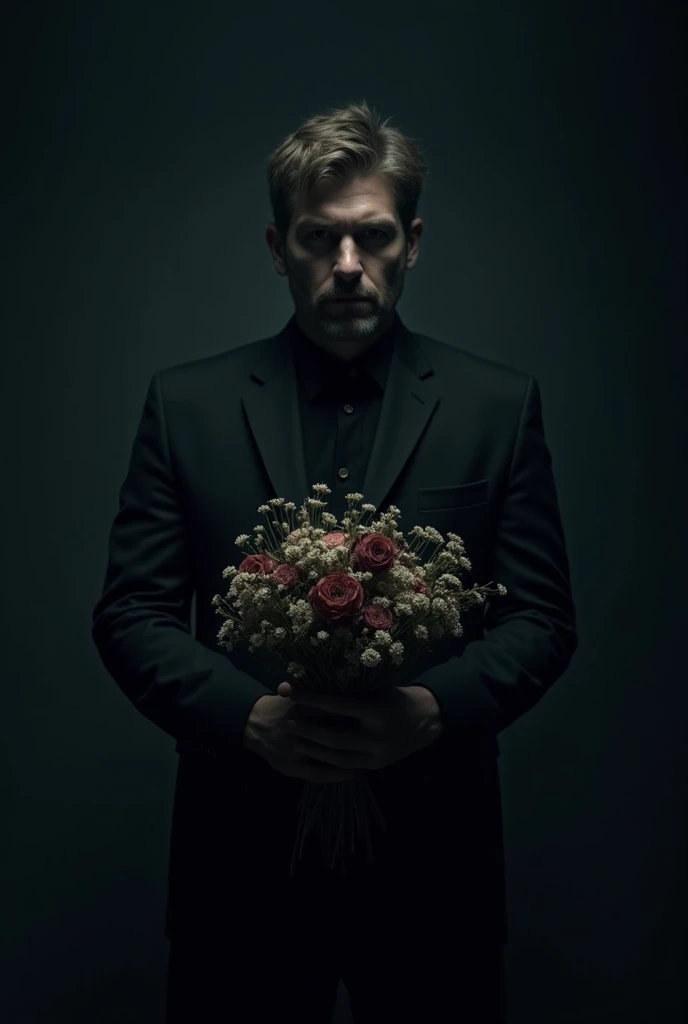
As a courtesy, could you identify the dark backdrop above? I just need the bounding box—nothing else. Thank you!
[2,1,685,1021]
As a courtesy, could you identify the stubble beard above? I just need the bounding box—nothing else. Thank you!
[289,268,406,343]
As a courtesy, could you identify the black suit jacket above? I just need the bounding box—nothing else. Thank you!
[91,314,578,943]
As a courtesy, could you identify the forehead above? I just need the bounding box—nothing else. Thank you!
[292,172,398,226]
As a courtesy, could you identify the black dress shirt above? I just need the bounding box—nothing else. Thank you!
[286,312,401,526]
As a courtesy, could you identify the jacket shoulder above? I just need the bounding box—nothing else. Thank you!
[156,336,272,383]
[412,331,533,395]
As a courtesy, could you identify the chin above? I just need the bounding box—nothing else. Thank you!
[320,312,380,336]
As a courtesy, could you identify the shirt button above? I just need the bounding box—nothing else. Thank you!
[338,468,349,480]
[343,404,354,414]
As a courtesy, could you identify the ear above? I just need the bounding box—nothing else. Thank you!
[266,224,288,276]
[406,217,423,270]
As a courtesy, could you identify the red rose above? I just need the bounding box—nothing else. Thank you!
[271,563,299,587]
[322,531,349,549]
[238,553,277,575]
[352,533,398,573]
[361,602,394,631]
[308,572,365,624]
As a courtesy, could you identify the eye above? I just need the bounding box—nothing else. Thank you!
[306,228,389,243]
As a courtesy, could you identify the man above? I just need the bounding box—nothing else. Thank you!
[92,100,578,1023]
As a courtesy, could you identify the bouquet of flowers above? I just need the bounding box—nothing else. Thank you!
[211,483,506,875]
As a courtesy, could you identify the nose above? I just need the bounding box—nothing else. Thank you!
[332,238,363,280]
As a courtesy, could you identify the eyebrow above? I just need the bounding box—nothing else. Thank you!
[297,218,397,232]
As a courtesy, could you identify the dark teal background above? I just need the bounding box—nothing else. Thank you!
[2,1,685,1021]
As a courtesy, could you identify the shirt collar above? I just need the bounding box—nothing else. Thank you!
[287,311,401,404]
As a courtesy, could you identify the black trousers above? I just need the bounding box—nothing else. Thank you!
[165,842,507,1023]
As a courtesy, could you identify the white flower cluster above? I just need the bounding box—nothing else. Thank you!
[388,641,404,666]
[247,618,290,652]
[368,629,392,648]
[360,647,381,667]
[392,594,431,617]
[216,617,239,650]
[287,598,315,638]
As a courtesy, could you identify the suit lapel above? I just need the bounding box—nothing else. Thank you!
[240,336,310,512]
[361,323,439,513]
[241,317,440,517]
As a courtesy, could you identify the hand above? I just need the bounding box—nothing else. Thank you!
[276,681,443,773]
[243,692,359,784]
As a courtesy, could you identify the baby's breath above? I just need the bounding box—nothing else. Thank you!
[360,647,381,667]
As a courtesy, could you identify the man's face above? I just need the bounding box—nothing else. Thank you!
[266,172,422,361]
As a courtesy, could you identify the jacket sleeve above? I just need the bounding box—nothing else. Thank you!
[413,375,578,736]
[91,371,272,755]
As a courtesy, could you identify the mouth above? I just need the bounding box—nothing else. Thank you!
[326,297,372,303]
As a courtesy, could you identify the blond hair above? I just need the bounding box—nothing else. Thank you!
[266,100,429,240]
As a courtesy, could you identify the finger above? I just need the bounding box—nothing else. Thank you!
[290,689,365,717]
[289,718,371,753]
[291,701,358,727]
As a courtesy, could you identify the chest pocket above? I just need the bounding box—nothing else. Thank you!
[416,478,489,546]
[417,478,488,512]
